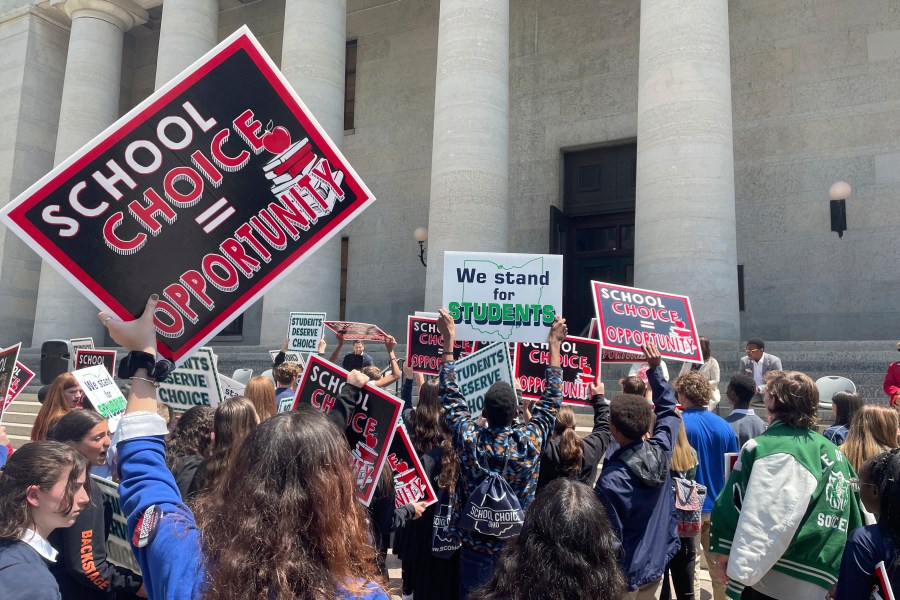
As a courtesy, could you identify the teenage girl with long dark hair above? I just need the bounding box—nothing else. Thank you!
[47,410,145,599]
[0,441,91,599]
[101,296,388,600]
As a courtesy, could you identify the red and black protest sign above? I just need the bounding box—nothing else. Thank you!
[405,316,478,375]
[513,336,601,407]
[0,27,375,365]
[387,424,437,509]
[74,349,117,375]
[325,321,388,342]
[588,318,645,363]
[0,344,22,421]
[592,282,702,363]
[3,361,35,415]
[291,354,402,506]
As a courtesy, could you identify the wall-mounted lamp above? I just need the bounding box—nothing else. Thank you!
[828,181,851,239]
[413,227,428,267]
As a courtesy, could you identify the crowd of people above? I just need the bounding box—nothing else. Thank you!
[1,296,899,600]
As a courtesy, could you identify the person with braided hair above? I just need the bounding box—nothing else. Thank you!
[832,448,900,599]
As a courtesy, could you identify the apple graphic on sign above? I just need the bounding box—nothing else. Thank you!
[262,122,291,154]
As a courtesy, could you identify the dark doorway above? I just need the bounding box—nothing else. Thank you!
[553,143,636,335]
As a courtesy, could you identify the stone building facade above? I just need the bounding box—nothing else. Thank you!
[0,0,898,349]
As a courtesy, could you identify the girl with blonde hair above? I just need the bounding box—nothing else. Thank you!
[840,404,899,473]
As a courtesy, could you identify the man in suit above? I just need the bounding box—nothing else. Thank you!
[740,338,782,414]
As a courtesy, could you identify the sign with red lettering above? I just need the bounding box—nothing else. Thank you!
[387,424,437,509]
[405,316,478,375]
[3,360,35,415]
[0,344,22,421]
[513,336,601,407]
[74,349,117,375]
[588,318,644,363]
[592,282,702,364]
[292,354,402,506]
[325,321,388,342]
[0,27,375,365]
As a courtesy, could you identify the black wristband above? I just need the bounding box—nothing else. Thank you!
[118,351,175,382]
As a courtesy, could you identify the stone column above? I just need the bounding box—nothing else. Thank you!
[31,0,146,344]
[258,0,346,344]
[422,0,509,310]
[634,0,739,341]
[154,0,219,89]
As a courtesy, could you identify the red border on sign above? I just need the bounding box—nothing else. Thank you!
[391,424,437,507]
[512,335,601,406]
[290,354,402,506]
[591,281,703,363]
[406,315,439,376]
[4,360,35,412]
[3,31,373,364]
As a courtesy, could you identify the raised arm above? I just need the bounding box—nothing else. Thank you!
[329,332,345,363]
[436,308,477,439]
[582,381,611,455]
[374,336,401,387]
[644,343,680,453]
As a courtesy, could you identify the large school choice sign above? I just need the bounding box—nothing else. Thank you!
[292,355,402,506]
[513,336,601,407]
[0,344,22,421]
[442,252,563,344]
[592,282,703,364]
[388,424,437,509]
[0,27,375,365]
[91,475,141,575]
[453,342,515,418]
[287,311,325,354]
[405,315,479,375]
[159,347,223,412]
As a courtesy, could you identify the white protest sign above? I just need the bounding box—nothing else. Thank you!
[159,347,223,412]
[269,349,306,366]
[71,365,126,431]
[287,312,325,354]
[218,374,246,400]
[90,475,141,574]
[454,342,514,418]
[442,252,563,343]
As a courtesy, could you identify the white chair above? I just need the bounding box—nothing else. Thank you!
[815,376,856,410]
[232,368,253,385]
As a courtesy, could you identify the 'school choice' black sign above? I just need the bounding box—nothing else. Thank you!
[74,349,117,375]
[4,360,35,413]
[387,424,437,509]
[405,315,479,375]
[0,27,375,365]
[591,281,703,364]
[513,336,601,407]
[291,354,402,506]
[588,318,645,363]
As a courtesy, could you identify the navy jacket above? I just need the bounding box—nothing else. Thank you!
[594,366,680,591]
[0,539,60,600]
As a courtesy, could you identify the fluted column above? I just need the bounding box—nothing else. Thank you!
[634,0,739,340]
[422,0,510,310]
[31,0,146,344]
[259,0,346,344]
[154,0,219,89]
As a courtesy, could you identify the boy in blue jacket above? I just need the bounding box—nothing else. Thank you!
[594,343,681,598]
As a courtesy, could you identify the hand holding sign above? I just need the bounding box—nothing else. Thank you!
[437,308,456,351]
[644,343,662,368]
[99,295,159,356]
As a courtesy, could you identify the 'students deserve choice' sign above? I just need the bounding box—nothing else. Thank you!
[0,27,375,365]
[453,342,514,417]
[158,347,223,412]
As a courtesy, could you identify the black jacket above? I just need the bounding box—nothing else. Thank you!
[536,394,611,490]
[48,481,142,599]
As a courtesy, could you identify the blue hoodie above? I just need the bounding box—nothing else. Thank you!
[116,412,387,600]
[594,366,680,591]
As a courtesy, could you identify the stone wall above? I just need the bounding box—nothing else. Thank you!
[730,0,900,341]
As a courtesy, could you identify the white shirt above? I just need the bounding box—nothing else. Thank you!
[751,359,764,389]
[20,529,58,562]
[730,408,753,416]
